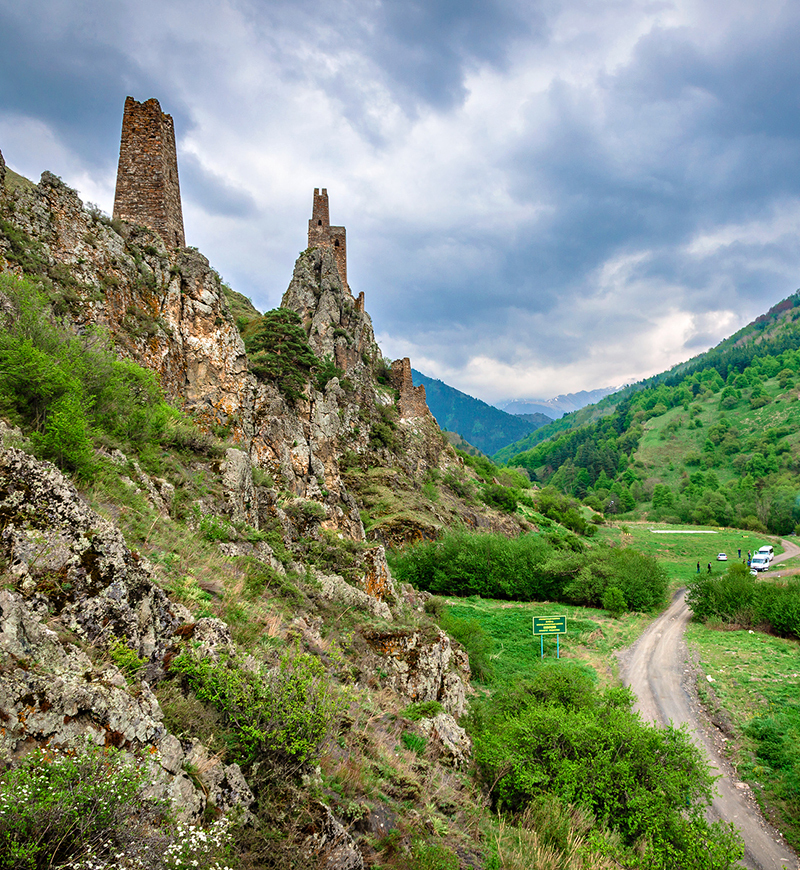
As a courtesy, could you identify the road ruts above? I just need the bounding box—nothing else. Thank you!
[619,539,800,870]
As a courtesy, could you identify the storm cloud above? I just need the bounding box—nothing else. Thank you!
[2,0,799,403]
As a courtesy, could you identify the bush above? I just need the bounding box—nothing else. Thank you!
[0,274,214,479]
[439,611,495,683]
[687,567,800,640]
[601,585,627,617]
[470,681,743,869]
[0,743,165,870]
[390,530,667,611]
[170,647,343,769]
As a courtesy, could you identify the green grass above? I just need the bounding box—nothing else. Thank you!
[593,521,781,586]
[686,620,800,849]
[3,166,36,193]
[636,376,800,492]
[444,597,652,688]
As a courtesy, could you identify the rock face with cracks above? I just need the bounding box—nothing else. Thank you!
[0,448,254,823]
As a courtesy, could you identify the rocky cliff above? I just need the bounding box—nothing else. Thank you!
[0,153,505,867]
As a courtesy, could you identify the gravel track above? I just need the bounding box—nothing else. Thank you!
[618,539,800,870]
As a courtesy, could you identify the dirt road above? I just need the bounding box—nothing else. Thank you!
[619,539,800,870]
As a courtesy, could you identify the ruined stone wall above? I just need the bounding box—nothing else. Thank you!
[113,97,186,249]
[307,187,347,288]
[391,357,431,420]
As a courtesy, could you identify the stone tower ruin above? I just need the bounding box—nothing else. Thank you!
[113,97,185,248]
[308,188,347,288]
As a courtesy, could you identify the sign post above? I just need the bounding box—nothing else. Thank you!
[533,615,567,659]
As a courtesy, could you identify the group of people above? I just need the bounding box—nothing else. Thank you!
[696,548,751,574]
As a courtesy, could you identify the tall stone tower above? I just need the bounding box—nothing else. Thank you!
[113,97,185,248]
[308,188,347,288]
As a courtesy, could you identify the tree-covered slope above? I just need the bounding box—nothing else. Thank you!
[412,368,551,455]
[500,292,800,534]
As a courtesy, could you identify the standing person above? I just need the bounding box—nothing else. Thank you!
[707,563,712,574]
[738,548,742,559]
[697,561,700,573]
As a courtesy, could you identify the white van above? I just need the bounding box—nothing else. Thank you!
[757,546,774,562]
[751,555,770,572]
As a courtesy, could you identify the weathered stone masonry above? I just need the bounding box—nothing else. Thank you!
[113,97,186,249]
[391,357,431,420]
[308,188,347,288]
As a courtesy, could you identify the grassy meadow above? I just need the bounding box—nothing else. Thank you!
[444,596,652,688]
[687,619,800,849]
[594,521,782,586]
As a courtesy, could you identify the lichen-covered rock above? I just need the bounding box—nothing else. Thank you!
[318,571,391,620]
[417,713,471,767]
[302,800,364,870]
[221,447,258,527]
[0,448,185,668]
[0,588,254,823]
[359,545,397,603]
[364,628,470,716]
[0,588,165,759]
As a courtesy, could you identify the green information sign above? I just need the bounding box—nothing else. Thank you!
[533,616,567,635]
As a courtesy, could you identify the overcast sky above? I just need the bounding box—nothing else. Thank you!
[2,0,800,405]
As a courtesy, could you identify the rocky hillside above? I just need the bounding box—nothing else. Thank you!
[0,151,528,869]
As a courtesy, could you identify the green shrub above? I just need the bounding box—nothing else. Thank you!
[315,353,344,391]
[439,611,495,683]
[0,743,160,870]
[402,700,445,721]
[401,732,428,756]
[601,585,627,617]
[391,529,666,611]
[170,647,343,768]
[470,680,742,869]
[109,636,146,682]
[0,274,215,479]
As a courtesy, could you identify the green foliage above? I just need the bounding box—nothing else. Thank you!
[400,732,428,756]
[406,838,459,870]
[0,274,208,479]
[198,513,238,542]
[109,636,146,682]
[170,647,343,768]
[439,610,495,682]
[0,743,161,870]
[390,529,667,612]
[469,675,743,869]
[315,353,344,391]
[402,700,445,721]
[687,566,800,640]
[245,308,318,402]
[601,585,627,617]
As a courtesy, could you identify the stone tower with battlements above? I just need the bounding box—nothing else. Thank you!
[308,188,347,288]
[113,97,185,249]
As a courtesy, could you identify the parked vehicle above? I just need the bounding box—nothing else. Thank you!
[716,553,727,561]
[757,545,774,562]
[750,555,770,572]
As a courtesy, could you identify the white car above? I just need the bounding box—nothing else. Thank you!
[757,546,774,562]
[750,556,770,572]
[716,553,727,561]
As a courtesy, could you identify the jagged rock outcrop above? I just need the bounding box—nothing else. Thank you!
[0,447,254,821]
[0,447,185,668]
[417,712,471,767]
[0,148,5,187]
[0,172,482,554]
[303,800,365,870]
[365,628,470,716]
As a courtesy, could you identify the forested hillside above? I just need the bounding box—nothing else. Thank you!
[500,292,800,534]
[412,368,551,455]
